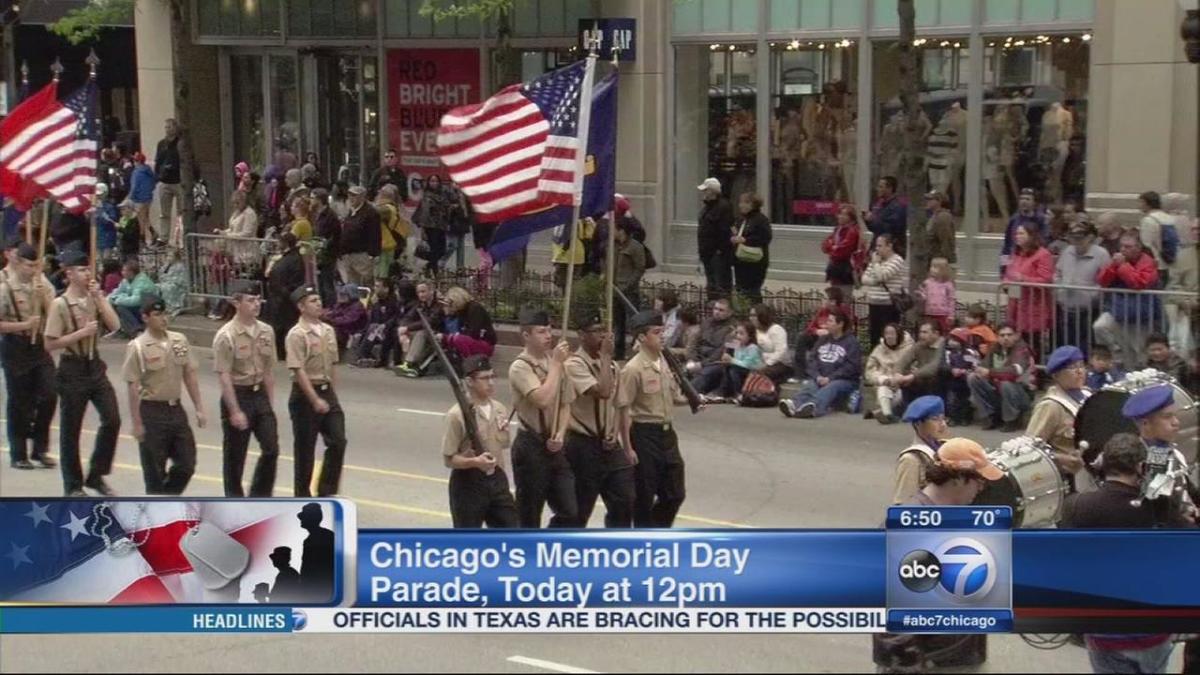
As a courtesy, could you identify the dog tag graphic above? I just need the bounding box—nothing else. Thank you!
[179,522,250,590]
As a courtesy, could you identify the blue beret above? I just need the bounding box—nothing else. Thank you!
[1046,346,1085,375]
[1121,385,1175,420]
[902,395,945,423]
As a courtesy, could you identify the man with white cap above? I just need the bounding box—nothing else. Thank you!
[697,177,734,296]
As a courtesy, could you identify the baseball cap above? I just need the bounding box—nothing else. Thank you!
[347,185,367,196]
[697,177,721,193]
[937,438,1004,481]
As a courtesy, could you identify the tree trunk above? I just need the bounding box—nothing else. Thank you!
[494,8,526,289]
[168,0,196,236]
[896,0,927,295]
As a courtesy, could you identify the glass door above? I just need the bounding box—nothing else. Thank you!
[307,53,379,187]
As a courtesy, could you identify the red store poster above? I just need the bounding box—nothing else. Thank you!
[387,48,481,207]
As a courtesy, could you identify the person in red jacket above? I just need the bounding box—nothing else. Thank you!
[1003,223,1055,361]
[822,205,861,299]
[1093,231,1162,367]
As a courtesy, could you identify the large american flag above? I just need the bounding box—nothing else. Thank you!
[437,60,589,223]
[0,80,100,214]
[0,500,302,604]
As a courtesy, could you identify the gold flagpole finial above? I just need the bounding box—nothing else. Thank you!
[86,49,101,80]
[50,58,64,82]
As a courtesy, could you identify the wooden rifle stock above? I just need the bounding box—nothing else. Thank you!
[612,286,702,414]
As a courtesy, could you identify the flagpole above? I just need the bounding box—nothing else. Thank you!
[39,60,64,261]
[605,45,621,334]
[85,51,100,273]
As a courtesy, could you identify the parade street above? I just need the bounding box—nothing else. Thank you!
[0,342,1130,674]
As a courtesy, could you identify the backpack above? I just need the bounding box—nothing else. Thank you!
[1159,218,1180,265]
[739,372,779,407]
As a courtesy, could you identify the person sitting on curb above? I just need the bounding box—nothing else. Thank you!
[779,309,861,419]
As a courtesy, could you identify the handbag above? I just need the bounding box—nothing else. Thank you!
[739,372,779,407]
[734,221,764,263]
[882,279,915,314]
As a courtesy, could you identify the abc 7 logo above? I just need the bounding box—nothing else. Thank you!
[898,537,997,602]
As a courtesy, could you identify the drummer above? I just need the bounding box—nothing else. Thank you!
[890,396,949,505]
[1026,346,1089,493]
[1123,385,1195,526]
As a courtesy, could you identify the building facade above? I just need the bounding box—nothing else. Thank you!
[138,0,1197,286]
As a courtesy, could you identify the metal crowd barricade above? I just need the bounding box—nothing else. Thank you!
[994,279,1195,367]
[185,232,280,301]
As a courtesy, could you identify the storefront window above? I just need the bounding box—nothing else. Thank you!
[287,0,376,37]
[673,44,758,219]
[270,56,301,169]
[979,34,1090,233]
[768,40,858,225]
[871,39,970,216]
[197,0,281,37]
[230,55,266,172]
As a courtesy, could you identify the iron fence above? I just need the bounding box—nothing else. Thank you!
[184,233,285,300]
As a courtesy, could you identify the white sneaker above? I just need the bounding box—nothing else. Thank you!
[779,400,796,418]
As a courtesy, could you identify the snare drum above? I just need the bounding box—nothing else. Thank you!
[972,436,1066,528]
[1075,370,1198,469]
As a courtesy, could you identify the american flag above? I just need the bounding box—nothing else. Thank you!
[437,60,590,223]
[0,80,100,214]
[0,500,305,604]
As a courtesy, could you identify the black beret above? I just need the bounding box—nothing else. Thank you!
[629,310,663,335]
[229,280,262,297]
[59,249,89,268]
[140,295,166,315]
[15,242,37,261]
[290,285,319,305]
[462,355,492,377]
[518,307,551,327]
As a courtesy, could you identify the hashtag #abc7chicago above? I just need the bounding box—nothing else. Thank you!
[891,535,1011,608]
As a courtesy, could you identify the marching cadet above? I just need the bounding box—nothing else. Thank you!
[1026,345,1089,492]
[1122,385,1190,526]
[123,296,207,495]
[286,285,347,498]
[442,354,519,528]
[508,308,577,528]
[213,280,280,497]
[562,311,635,527]
[0,242,57,470]
[616,310,688,528]
[890,395,949,505]
[43,249,121,496]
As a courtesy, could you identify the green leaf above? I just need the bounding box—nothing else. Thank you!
[49,0,136,45]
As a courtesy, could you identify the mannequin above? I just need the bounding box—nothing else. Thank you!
[982,112,1011,224]
[942,102,968,212]
[1039,102,1074,203]
[879,111,906,179]
[926,109,961,196]
[838,115,858,203]
[776,107,806,223]
[998,102,1028,205]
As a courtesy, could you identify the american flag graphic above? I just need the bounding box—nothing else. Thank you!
[0,501,308,604]
[0,80,100,214]
[437,60,590,223]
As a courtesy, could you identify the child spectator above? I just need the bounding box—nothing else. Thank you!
[944,327,982,426]
[965,304,998,356]
[117,201,141,258]
[864,323,914,425]
[671,306,701,361]
[780,309,862,419]
[354,278,405,368]
[101,259,123,295]
[1086,344,1126,390]
[324,284,368,355]
[1142,333,1188,382]
[1182,348,1200,396]
[919,257,956,334]
[709,320,764,403]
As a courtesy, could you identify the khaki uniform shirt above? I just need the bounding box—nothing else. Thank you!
[122,330,196,401]
[442,399,511,469]
[892,441,937,505]
[0,269,55,336]
[44,292,101,358]
[615,350,679,424]
[563,349,618,439]
[509,350,553,435]
[1027,385,1088,461]
[213,319,277,386]
[286,319,337,384]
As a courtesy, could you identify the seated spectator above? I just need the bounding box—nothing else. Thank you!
[354,278,405,369]
[779,310,861,419]
[106,259,158,338]
[944,327,982,427]
[968,323,1035,431]
[394,280,445,378]
[657,290,683,350]
[1182,348,1200,396]
[964,304,998,356]
[751,304,792,384]
[895,320,948,411]
[1086,344,1126,391]
[918,256,955,334]
[440,286,497,362]
[865,323,914,425]
[323,284,368,354]
[156,248,189,316]
[794,287,855,380]
[671,307,701,361]
[687,297,735,393]
[1142,333,1187,381]
[100,259,122,295]
[704,320,763,403]
[1093,231,1162,367]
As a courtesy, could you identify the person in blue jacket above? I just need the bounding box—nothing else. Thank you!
[865,176,908,254]
[128,151,159,246]
[780,308,862,419]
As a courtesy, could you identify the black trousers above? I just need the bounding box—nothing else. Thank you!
[221,385,280,497]
[449,468,519,529]
[4,353,57,463]
[613,289,639,361]
[138,400,197,495]
[512,429,578,528]
[564,431,636,528]
[289,383,347,498]
[271,298,299,361]
[869,303,901,347]
[423,228,447,275]
[701,249,732,296]
[629,422,686,528]
[57,356,120,495]
[733,261,767,304]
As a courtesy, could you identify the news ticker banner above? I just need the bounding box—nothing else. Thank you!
[5,500,1200,634]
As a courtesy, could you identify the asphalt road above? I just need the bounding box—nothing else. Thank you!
[0,343,1136,673]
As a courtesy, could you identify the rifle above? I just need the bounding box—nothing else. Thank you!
[417,307,487,457]
[612,286,702,414]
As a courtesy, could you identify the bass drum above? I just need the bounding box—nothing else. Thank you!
[1075,371,1198,470]
[972,436,1066,528]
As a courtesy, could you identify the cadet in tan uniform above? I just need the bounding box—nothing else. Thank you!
[0,241,58,470]
[562,311,635,527]
[123,296,207,495]
[509,308,577,528]
[286,285,347,497]
[213,280,280,497]
[44,249,121,496]
[891,395,948,505]
[442,354,519,528]
[616,310,688,527]
[1026,345,1088,492]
